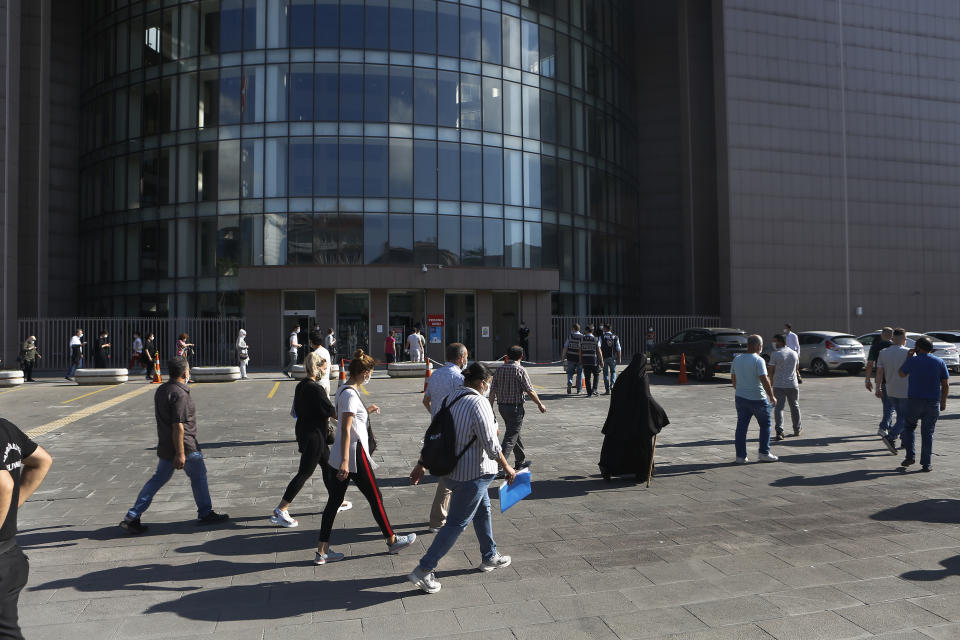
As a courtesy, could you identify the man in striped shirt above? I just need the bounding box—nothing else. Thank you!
[416,343,469,531]
[489,346,546,473]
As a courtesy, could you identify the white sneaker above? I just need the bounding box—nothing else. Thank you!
[314,549,345,565]
[479,553,512,572]
[408,566,442,594]
[428,527,440,533]
[877,427,888,437]
[387,533,417,554]
[270,507,298,528]
[338,500,353,512]
[735,457,749,464]
[758,452,779,462]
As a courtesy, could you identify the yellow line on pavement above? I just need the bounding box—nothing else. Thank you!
[532,384,546,390]
[0,387,22,395]
[28,384,153,439]
[360,384,370,396]
[62,386,112,404]
[267,381,281,399]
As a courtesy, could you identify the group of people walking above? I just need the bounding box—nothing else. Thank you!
[561,323,623,396]
[112,330,543,597]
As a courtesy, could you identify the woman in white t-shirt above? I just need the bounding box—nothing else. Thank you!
[315,349,416,565]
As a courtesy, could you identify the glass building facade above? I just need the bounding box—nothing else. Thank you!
[79,0,638,318]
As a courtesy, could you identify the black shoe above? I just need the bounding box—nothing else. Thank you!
[901,457,915,468]
[566,385,571,394]
[921,465,931,473]
[775,431,784,441]
[197,511,230,525]
[603,390,610,395]
[793,427,802,437]
[880,435,898,455]
[517,460,531,469]
[119,518,148,535]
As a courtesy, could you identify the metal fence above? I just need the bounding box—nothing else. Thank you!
[551,315,723,361]
[18,317,245,371]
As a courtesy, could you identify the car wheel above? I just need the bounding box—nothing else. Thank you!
[811,358,829,376]
[693,358,712,381]
[651,354,666,374]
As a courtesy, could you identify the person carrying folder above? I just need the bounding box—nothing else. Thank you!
[407,362,517,594]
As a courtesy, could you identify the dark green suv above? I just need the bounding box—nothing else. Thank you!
[650,328,748,381]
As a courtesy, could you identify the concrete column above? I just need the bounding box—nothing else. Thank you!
[1,0,22,366]
[315,289,335,336]
[369,289,388,361]
[476,290,493,361]
[244,291,281,367]
[521,291,553,363]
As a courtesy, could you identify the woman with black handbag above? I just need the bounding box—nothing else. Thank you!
[270,351,340,528]
[315,349,417,564]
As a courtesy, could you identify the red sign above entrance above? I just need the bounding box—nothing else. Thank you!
[427,314,444,327]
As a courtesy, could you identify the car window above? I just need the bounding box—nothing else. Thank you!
[668,332,686,344]
[689,331,712,342]
[859,335,874,346]
[928,333,957,342]
[832,336,860,346]
[715,333,746,344]
[799,335,821,345]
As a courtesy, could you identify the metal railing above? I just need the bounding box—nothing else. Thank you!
[17,317,245,371]
[551,315,723,360]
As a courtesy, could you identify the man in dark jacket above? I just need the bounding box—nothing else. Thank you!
[19,337,40,382]
[599,354,669,482]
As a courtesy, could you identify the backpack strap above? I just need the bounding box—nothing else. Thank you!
[441,392,479,461]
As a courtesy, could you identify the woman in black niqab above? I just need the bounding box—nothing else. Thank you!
[598,353,669,482]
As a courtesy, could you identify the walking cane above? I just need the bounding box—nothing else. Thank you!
[647,434,658,488]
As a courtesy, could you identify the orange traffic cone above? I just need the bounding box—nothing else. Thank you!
[678,353,688,384]
[338,359,347,387]
[503,355,508,363]
[422,359,433,393]
[152,359,163,384]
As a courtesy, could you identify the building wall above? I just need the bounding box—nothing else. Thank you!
[718,0,960,337]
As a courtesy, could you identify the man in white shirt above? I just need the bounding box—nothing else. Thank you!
[407,328,425,362]
[65,329,85,380]
[282,325,301,378]
[768,334,801,440]
[876,327,911,455]
[414,343,469,531]
[784,323,802,384]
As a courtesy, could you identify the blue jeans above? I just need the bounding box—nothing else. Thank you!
[887,396,909,442]
[66,358,83,378]
[603,357,618,392]
[904,398,939,467]
[566,362,582,390]
[879,386,894,431]
[126,452,213,520]
[735,396,772,459]
[418,474,497,572]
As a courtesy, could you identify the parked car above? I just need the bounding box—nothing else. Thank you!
[778,331,866,376]
[924,331,960,372]
[857,331,960,372]
[650,328,747,381]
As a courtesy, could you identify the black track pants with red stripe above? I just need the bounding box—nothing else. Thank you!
[318,443,394,543]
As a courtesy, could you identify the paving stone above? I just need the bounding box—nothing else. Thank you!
[836,600,949,634]
[761,564,859,588]
[602,606,709,639]
[657,624,775,640]
[756,610,871,640]
[511,617,619,640]
[361,610,461,639]
[761,585,864,615]
[834,577,934,604]
[830,556,916,579]
[909,593,960,621]
[918,622,960,639]
[484,575,576,602]
[684,595,784,627]
[453,600,553,632]
[540,589,640,620]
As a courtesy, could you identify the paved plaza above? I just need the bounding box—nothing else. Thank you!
[2,366,960,639]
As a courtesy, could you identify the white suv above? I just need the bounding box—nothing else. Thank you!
[924,331,960,373]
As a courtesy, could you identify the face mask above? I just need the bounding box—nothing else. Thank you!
[361,373,371,385]
[481,382,491,398]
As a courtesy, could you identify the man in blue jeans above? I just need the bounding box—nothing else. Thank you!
[119,357,228,533]
[730,335,779,464]
[898,337,949,472]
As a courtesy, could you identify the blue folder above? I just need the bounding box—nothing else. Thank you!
[498,469,532,512]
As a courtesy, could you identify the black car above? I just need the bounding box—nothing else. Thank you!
[650,328,748,381]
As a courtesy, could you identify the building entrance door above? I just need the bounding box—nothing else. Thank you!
[336,293,370,357]
[388,291,426,362]
[444,293,476,359]
[492,292,519,360]
[283,291,316,364]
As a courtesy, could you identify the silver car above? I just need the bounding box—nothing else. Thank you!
[857,331,960,371]
[924,330,960,373]
[795,331,866,376]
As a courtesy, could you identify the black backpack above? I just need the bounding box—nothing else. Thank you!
[420,393,475,476]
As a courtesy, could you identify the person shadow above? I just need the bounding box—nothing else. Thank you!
[770,468,906,487]
[870,499,960,525]
[901,555,960,582]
